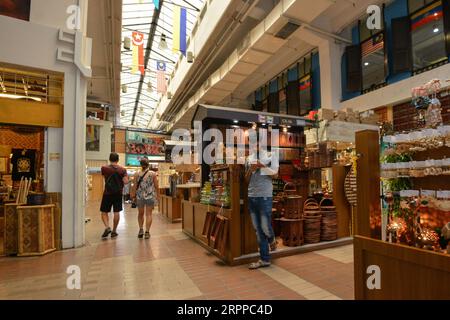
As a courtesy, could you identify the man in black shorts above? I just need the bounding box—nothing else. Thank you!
[100,153,128,239]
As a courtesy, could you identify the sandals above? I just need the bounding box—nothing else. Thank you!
[144,232,150,239]
[138,229,144,239]
[249,260,271,270]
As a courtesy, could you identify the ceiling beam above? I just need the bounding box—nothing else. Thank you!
[131,0,164,126]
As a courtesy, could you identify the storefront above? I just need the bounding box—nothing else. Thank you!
[0,1,92,251]
[0,65,65,256]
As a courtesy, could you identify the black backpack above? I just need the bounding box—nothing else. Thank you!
[105,166,123,194]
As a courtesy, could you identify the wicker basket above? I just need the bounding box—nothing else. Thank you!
[283,183,298,196]
[280,218,304,247]
[304,215,321,244]
[303,199,321,216]
[283,183,302,219]
[320,198,337,241]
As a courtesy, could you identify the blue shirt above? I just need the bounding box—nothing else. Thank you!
[246,151,278,198]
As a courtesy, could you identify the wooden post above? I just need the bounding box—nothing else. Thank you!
[355,130,381,239]
[332,164,352,238]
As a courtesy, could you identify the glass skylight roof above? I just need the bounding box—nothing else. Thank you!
[120,0,206,128]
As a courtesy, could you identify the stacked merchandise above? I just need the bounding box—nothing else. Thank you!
[200,182,212,205]
[381,124,450,254]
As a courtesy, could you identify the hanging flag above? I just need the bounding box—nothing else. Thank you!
[132,31,145,75]
[361,33,384,58]
[157,61,167,93]
[153,0,160,10]
[172,6,187,56]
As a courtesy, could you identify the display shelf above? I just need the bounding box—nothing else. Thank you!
[355,129,450,300]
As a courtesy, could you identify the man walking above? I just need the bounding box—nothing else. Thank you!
[245,140,279,269]
[100,153,128,239]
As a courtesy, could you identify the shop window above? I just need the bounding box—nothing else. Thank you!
[410,1,448,72]
[299,60,306,78]
[345,45,362,92]
[408,0,437,13]
[286,81,300,116]
[361,33,386,92]
[254,88,263,111]
[299,74,312,116]
[279,88,287,115]
[392,16,413,74]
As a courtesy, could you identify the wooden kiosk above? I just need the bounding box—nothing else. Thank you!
[181,105,353,265]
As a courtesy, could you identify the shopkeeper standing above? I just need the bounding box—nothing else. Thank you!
[245,140,279,270]
[100,153,128,239]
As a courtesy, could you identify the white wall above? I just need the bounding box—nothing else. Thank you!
[86,119,112,161]
[0,0,91,249]
[30,0,79,31]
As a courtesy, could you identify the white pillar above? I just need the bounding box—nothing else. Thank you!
[319,40,344,110]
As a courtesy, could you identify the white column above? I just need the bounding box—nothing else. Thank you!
[319,40,344,110]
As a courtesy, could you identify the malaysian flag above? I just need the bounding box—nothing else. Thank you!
[156,61,167,93]
[361,33,384,57]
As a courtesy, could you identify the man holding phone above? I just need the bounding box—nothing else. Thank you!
[245,140,279,269]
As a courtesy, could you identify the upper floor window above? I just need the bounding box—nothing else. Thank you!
[410,0,448,72]
[362,32,386,92]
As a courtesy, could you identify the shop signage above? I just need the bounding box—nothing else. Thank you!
[281,118,295,126]
[126,131,165,156]
[126,154,165,166]
[266,116,274,124]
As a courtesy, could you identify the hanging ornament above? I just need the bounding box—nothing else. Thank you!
[425,97,443,128]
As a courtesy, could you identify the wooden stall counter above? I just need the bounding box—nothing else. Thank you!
[354,236,450,300]
[159,195,181,223]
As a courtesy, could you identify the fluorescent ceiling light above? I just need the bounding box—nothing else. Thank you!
[0,93,41,102]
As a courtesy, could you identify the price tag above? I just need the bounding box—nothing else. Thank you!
[437,191,450,199]
[400,190,420,197]
[421,190,436,197]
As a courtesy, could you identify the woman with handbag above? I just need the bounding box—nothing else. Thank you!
[131,157,158,239]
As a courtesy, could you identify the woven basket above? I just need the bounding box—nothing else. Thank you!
[320,198,337,241]
[319,198,336,211]
[304,215,321,244]
[303,199,321,216]
[283,183,298,196]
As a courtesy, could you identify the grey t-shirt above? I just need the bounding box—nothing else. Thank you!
[246,151,278,198]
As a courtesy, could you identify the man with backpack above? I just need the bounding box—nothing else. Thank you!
[100,153,128,239]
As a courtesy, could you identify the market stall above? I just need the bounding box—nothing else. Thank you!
[353,80,450,299]
[179,105,353,265]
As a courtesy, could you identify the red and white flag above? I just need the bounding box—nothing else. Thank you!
[156,61,167,93]
[132,31,145,75]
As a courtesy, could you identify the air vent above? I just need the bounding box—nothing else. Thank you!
[275,22,301,40]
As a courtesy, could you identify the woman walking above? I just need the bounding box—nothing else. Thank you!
[131,158,158,239]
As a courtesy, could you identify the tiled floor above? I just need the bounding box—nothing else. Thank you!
[0,201,355,300]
